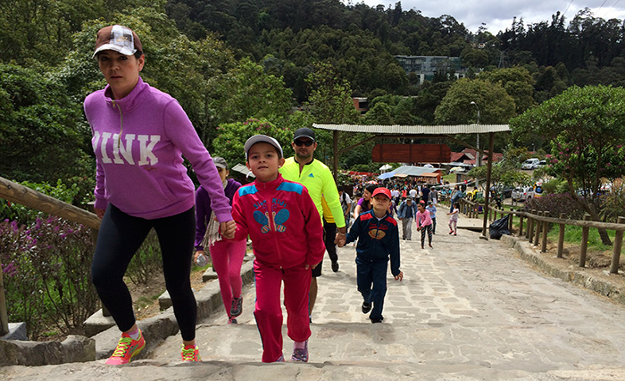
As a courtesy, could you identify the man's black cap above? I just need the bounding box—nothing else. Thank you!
[293,127,316,142]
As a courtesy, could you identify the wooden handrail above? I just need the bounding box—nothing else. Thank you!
[460,198,625,231]
[0,177,100,230]
[0,176,101,336]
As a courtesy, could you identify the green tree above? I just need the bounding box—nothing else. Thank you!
[364,102,394,125]
[479,66,536,114]
[212,118,293,170]
[306,61,359,124]
[205,57,294,145]
[434,78,516,125]
[510,85,625,244]
[0,63,92,183]
[434,78,515,152]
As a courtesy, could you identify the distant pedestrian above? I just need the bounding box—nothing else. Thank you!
[426,201,437,234]
[421,184,430,204]
[448,202,460,235]
[353,184,377,218]
[416,201,433,249]
[430,187,438,204]
[339,188,352,229]
[397,197,417,240]
[339,187,403,323]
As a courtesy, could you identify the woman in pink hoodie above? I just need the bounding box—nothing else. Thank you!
[84,25,235,365]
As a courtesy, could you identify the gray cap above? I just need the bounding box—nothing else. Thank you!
[244,135,283,159]
[213,157,227,169]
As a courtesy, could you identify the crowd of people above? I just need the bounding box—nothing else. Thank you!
[85,24,465,367]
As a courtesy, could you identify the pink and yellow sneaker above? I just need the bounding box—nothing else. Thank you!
[181,344,202,362]
[105,330,145,365]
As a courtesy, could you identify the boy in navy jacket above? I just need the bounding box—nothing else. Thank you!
[339,187,403,323]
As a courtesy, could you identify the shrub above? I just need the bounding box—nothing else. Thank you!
[602,178,625,223]
[0,217,98,340]
[526,193,587,220]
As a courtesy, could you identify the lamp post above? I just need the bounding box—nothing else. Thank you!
[470,101,481,189]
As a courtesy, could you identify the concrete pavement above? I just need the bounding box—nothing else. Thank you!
[3,219,625,380]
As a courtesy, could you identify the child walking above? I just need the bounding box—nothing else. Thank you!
[195,157,245,325]
[228,135,325,363]
[426,201,437,234]
[338,187,403,323]
[416,201,433,249]
[448,202,460,235]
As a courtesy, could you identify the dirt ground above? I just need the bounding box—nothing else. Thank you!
[130,267,208,321]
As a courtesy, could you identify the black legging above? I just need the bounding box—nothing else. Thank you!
[91,204,197,341]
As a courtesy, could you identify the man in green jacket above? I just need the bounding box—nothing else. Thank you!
[280,128,346,322]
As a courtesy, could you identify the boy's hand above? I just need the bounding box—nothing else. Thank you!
[334,231,346,246]
[394,271,403,281]
[416,226,421,231]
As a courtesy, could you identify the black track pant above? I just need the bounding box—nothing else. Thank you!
[91,204,197,341]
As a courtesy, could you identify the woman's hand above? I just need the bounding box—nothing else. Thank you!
[95,208,106,219]
[219,220,237,239]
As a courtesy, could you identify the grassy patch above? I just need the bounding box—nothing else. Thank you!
[546,224,616,252]
[136,294,161,310]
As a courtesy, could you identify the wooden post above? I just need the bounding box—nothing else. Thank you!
[541,211,550,253]
[610,216,625,274]
[333,130,339,179]
[579,214,591,268]
[557,213,566,258]
[527,211,533,240]
[480,132,494,239]
[534,210,541,246]
[0,256,7,336]
[518,211,524,236]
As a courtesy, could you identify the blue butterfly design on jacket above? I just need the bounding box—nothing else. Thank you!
[253,209,290,233]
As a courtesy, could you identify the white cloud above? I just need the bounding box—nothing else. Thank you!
[347,0,625,34]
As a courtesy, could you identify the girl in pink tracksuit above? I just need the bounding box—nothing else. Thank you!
[229,135,325,363]
[416,201,434,249]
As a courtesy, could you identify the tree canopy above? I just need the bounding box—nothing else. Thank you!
[510,85,625,243]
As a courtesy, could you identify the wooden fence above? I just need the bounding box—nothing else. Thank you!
[0,176,101,337]
[458,197,625,273]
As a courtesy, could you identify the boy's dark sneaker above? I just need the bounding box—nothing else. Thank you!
[371,316,384,324]
[331,261,339,272]
[362,301,372,314]
[230,297,242,317]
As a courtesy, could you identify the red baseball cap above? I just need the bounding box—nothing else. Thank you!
[372,187,391,199]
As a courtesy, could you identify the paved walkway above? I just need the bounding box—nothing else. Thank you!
[3,219,625,380]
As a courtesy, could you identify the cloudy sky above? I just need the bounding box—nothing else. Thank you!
[350,0,625,34]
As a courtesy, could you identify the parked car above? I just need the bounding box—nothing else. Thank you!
[537,160,547,167]
[521,158,540,170]
[511,186,535,202]
[491,184,514,199]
